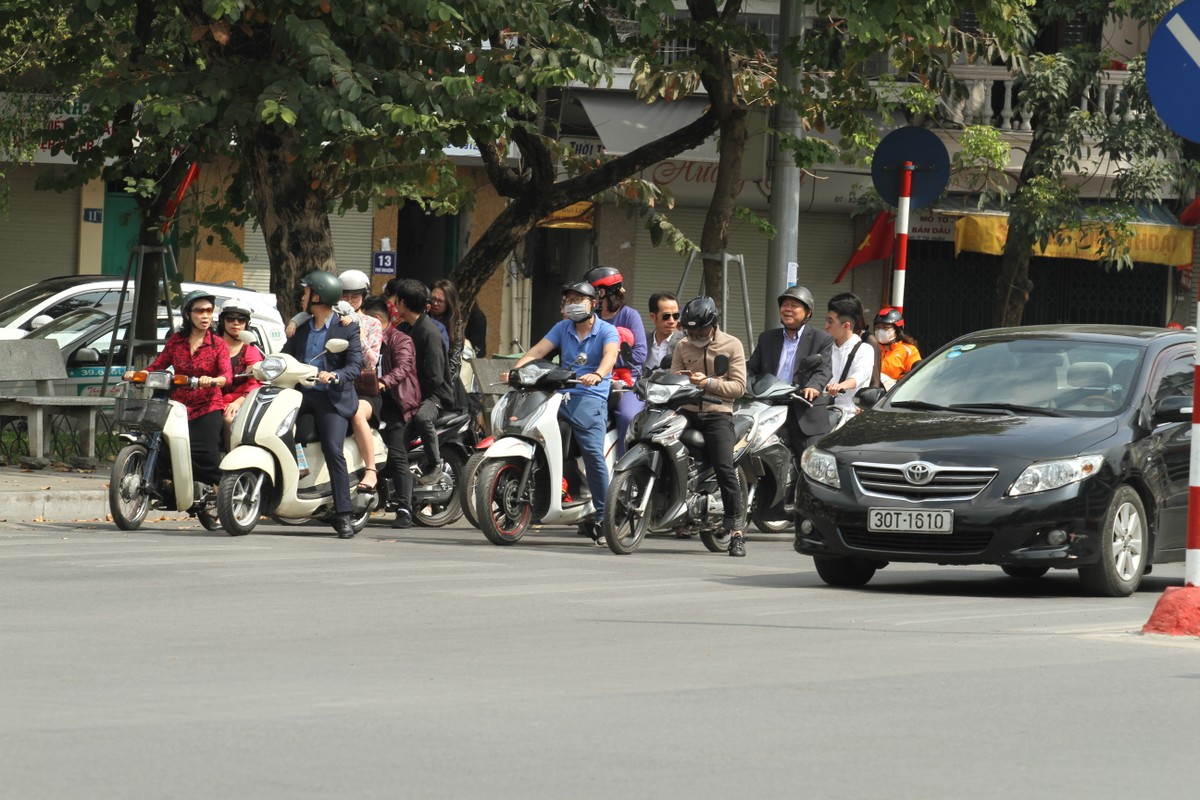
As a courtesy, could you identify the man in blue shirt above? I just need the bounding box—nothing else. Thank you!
[509,282,618,542]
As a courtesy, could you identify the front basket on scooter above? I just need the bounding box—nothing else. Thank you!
[115,396,171,432]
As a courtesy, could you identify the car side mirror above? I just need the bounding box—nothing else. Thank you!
[1153,394,1192,423]
[713,354,729,376]
[69,347,101,365]
[855,387,885,408]
[29,314,54,330]
[325,338,349,354]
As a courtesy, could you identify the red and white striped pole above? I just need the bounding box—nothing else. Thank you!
[1143,312,1200,635]
[890,161,914,312]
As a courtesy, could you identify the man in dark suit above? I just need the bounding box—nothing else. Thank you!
[282,270,363,539]
[747,285,834,467]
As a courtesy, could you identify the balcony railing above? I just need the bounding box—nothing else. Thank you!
[942,65,1134,131]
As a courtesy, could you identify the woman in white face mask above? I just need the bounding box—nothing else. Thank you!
[874,306,921,386]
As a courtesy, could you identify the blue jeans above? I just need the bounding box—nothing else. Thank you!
[613,391,644,457]
[560,392,609,522]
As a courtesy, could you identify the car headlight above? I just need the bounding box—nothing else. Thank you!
[257,356,286,382]
[801,447,840,489]
[1007,455,1104,496]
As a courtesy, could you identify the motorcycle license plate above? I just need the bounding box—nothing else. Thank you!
[867,508,953,534]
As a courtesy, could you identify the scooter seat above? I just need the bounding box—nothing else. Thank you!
[294,413,320,444]
[435,411,469,428]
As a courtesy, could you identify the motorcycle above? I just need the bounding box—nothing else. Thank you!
[109,370,221,531]
[474,359,619,545]
[738,357,858,534]
[381,407,479,527]
[459,389,514,530]
[601,354,753,554]
[215,340,383,536]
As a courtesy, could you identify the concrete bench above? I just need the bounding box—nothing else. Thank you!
[0,339,114,459]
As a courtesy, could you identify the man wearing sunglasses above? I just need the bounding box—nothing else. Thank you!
[646,292,683,373]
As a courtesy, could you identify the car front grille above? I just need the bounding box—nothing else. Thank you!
[852,462,997,501]
[841,527,993,555]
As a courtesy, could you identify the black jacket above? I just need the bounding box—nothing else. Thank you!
[748,324,834,437]
[402,313,455,408]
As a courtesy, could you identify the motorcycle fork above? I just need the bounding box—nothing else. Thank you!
[514,457,536,502]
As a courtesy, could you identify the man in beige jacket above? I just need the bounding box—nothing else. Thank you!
[671,296,749,556]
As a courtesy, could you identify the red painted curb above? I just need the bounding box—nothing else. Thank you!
[1142,586,1200,636]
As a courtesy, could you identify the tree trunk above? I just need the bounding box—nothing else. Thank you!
[700,108,749,316]
[994,228,1034,327]
[453,196,542,311]
[241,127,336,320]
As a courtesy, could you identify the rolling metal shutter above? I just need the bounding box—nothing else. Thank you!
[0,165,80,295]
[629,209,852,353]
[242,205,375,292]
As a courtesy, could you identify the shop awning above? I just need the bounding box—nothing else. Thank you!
[940,199,1194,267]
[576,94,717,162]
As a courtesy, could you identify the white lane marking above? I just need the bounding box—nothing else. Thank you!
[1167,14,1200,70]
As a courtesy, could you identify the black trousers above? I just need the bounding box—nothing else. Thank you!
[299,391,352,514]
[681,411,744,532]
[380,395,411,512]
[188,409,224,485]
[784,413,824,475]
[405,398,441,471]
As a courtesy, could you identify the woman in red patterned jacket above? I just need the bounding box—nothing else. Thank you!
[125,290,233,485]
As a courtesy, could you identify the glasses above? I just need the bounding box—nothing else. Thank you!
[659,312,680,321]
[190,306,214,315]
[223,315,249,324]
[430,297,446,306]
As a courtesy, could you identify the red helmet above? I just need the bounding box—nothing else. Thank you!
[874,307,904,327]
[583,266,623,289]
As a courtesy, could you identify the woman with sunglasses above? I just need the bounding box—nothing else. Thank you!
[124,290,232,486]
[217,302,264,446]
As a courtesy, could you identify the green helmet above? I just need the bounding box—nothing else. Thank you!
[180,289,216,314]
[300,270,342,306]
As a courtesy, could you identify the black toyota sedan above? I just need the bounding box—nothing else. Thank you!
[794,325,1193,596]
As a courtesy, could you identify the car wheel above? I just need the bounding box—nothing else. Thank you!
[1078,485,1146,597]
[1001,565,1050,579]
[813,555,878,587]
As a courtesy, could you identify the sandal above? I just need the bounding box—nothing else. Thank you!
[357,468,378,494]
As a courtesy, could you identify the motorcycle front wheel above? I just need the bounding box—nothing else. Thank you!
[477,457,532,545]
[459,450,488,530]
[414,449,466,528]
[603,466,653,554]
[109,444,151,531]
[217,469,266,536]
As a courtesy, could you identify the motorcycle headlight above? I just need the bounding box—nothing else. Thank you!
[1008,455,1104,496]
[643,383,674,405]
[650,415,687,446]
[801,447,840,489]
[143,371,172,390]
[258,356,286,382]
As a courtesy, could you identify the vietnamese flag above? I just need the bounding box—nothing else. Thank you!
[834,211,895,284]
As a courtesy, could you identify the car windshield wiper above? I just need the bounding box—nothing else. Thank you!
[949,403,1066,417]
[889,400,952,411]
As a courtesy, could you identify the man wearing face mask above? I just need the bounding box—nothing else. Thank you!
[748,285,834,470]
[509,282,619,543]
[671,296,749,556]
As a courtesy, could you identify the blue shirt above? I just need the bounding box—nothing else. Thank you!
[776,326,802,380]
[303,317,331,391]
[545,315,619,401]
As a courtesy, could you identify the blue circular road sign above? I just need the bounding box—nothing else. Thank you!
[871,126,951,210]
[1147,0,1200,143]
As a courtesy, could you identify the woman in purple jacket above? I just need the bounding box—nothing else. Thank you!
[583,267,647,454]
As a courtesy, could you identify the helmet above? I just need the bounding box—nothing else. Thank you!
[681,296,718,331]
[218,301,253,321]
[561,281,598,300]
[180,289,216,314]
[874,306,905,327]
[300,270,343,306]
[777,285,814,314]
[583,266,623,289]
[339,269,371,294]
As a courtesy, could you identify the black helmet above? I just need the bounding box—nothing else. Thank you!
[583,266,623,290]
[875,306,904,327]
[681,296,718,331]
[301,270,342,306]
[561,281,598,300]
[778,285,814,314]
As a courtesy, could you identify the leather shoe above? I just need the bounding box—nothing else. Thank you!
[391,508,413,529]
[333,513,356,539]
[417,465,442,486]
[728,532,746,557]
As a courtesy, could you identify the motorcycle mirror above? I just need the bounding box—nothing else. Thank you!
[619,341,634,363]
[574,351,588,366]
[237,330,257,344]
[855,387,885,408]
[713,354,729,376]
[325,339,349,354]
[799,353,823,370]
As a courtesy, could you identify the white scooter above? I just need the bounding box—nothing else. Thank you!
[109,370,221,531]
[474,359,619,545]
[216,340,384,536]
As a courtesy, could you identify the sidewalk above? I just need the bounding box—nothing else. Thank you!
[0,464,115,523]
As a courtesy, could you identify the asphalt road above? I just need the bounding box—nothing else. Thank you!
[3,517,1198,800]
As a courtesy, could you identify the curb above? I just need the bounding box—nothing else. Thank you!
[1142,585,1200,637]
[0,488,110,523]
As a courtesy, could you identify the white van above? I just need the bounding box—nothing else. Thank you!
[0,275,286,352]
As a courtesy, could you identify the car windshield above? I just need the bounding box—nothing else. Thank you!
[26,308,114,347]
[0,282,85,327]
[891,337,1144,415]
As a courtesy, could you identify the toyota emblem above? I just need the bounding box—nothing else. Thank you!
[904,462,934,485]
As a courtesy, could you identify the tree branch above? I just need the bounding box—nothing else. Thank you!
[476,138,525,197]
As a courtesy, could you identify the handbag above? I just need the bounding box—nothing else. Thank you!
[355,367,380,397]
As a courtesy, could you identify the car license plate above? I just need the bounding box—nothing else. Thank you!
[867,508,953,533]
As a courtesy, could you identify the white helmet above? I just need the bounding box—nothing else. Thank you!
[218,301,253,321]
[339,269,371,294]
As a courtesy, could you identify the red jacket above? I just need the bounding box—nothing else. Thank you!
[147,329,232,420]
[379,327,420,422]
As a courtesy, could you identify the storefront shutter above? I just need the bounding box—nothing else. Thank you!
[241,205,375,292]
[0,166,80,296]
